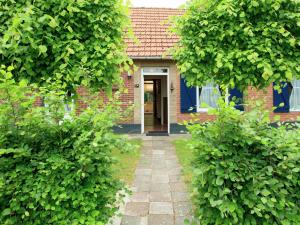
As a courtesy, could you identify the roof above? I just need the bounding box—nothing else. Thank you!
[125,7,185,59]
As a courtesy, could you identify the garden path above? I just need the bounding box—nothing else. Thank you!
[112,135,193,225]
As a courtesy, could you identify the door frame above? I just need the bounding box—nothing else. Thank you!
[141,67,170,134]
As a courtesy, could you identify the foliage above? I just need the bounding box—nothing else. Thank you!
[187,100,300,224]
[173,0,300,90]
[0,66,133,225]
[0,0,131,93]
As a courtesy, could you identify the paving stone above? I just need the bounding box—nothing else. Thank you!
[125,202,149,216]
[121,215,142,225]
[171,192,189,202]
[149,202,174,215]
[135,169,152,176]
[166,159,179,164]
[152,151,165,155]
[133,181,151,192]
[170,182,187,192]
[169,175,181,183]
[141,136,153,141]
[130,192,149,203]
[165,155,178,160]
[166,161,180,169]
[168,168,182,176]
[152,141,172,147]
[149,192,172,202]
[151,137,171,141]
[152,159,166,165]
[175,216,194,225]
[148,215,175,225]
[152,154,165,159]
[143,141,153,147]
[152,174,169,184]
[151,162,166,169]
[152,169,169,175]
[142,150,153,155]
[137,160,152,169]
[143,146,154,151]
[140,155,153,161]
[134,175,151,183]
[151,183,170,192]
[173,202,192,216]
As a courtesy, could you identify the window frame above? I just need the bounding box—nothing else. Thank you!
[196,83,228,113]
[289,80,300,112]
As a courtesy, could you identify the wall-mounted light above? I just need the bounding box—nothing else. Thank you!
[170,82,175,92]
[127,72,132,79]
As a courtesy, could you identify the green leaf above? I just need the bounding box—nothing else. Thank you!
[261,189,271,197]
[2,208,11,216]
[39,45,47,54]
[216,177,224,186]
[49,18,58,28]
[285,70,293,80]
[261,197,267,204]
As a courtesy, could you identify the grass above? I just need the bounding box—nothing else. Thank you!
[172,138,193,187]
[112,138,142,185]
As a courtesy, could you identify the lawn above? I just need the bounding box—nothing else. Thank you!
[172,138,193,186]
[112,138,142,185]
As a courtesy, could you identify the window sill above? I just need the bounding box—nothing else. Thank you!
[197,108,209,113]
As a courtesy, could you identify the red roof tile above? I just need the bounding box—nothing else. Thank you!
[126,7,184,58]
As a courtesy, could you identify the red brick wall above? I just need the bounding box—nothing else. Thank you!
[76,72,134,124]
[247,85,300,122]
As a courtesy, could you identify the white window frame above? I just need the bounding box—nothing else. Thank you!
[290,79,300,112]
[196,84,228,113]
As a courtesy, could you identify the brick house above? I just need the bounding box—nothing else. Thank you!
[89,7,300,134]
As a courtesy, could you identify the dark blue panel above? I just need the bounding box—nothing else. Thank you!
[273,82,290,113]
[180,76,197,113]
[229,87,244,111]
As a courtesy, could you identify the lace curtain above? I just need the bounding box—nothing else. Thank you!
[290,79,300,111]
[199,82,221,108]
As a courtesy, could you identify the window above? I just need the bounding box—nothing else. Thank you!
[142,67,168,75]
[43,95,75,120]
[290,79,300,111]
[197,82,221,112]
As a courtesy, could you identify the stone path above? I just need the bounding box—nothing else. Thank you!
[118,136,193,225]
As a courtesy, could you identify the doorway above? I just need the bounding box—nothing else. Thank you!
[141,68,169,134]
[144,79,167,132]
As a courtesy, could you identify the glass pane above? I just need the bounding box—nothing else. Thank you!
[199,83,221,108]
[290,79,300,110]
[143,68,168,74]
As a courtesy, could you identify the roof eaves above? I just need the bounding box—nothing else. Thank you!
[130,56,173,60]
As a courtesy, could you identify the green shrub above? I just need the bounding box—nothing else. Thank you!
[188,101,300,225]
[0,66,130,225]
[0,0,131,93]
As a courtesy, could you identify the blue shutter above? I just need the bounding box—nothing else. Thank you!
[229,87,244,111]
[273,82,290,113]
[180,76,197,113]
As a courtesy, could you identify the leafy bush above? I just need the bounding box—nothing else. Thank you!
[188,101,300,224]
[173,0,300,90]
[0,0,131,93]
[0,66,130,224]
